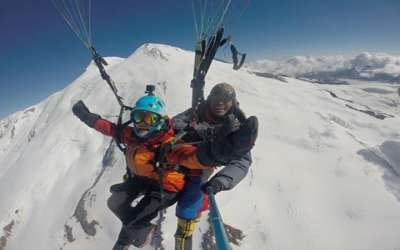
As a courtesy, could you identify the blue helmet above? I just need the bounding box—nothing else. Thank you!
[132,95,167,116]
[131,95,168,139]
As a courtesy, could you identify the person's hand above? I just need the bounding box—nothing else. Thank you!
[231,116,258,156]
[72,100,100,128]
[72,100,90,119]
[201,178,224,194]
[216,114,241,138]
[197,116,258,166]
[154,143,173,167]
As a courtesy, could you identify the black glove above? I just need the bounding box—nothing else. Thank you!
[215,114,241,139]
[231,116,258,156]
[72,100,101,128]
[110,181,129,193]
[153,143,173,168]
[201,178,224,194]
[197,116,258,166]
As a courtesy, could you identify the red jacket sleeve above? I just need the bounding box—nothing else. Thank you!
[94,119,116,137]
[93,119,134,144]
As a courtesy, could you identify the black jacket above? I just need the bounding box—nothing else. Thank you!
[171,102,252,190]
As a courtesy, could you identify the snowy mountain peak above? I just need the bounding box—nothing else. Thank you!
[1,43,400,250]
[84,56,125,73]
[130,43,187,62]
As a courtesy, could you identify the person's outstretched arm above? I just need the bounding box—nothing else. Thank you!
[72,100,130,142]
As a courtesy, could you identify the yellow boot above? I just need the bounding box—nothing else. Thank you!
[174,217,199,250]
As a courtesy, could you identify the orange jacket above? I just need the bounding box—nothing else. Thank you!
[93,119,209,192]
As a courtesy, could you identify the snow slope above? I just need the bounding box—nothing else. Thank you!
[0,43,400,250]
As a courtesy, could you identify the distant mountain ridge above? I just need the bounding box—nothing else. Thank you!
[249,52,400,84]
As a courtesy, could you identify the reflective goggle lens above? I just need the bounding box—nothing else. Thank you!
[132,111,160,125]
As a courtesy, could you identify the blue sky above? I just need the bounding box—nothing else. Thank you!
[1,0,400,118]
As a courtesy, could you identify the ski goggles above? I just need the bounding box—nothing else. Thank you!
[131,110,161,126]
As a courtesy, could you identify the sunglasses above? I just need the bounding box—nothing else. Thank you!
[210,95,234,103]
[131,110,161,126]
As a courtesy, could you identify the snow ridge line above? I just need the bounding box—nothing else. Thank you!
[64,140,117,241]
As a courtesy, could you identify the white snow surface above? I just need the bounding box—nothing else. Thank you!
[1,43,400,250]
[249,52,400,78]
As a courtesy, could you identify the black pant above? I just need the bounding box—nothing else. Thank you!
[107,175,178,229]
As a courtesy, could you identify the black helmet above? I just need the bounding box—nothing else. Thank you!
[207,82,236,102]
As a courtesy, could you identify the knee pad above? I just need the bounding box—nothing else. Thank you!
[175,217,198,238]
